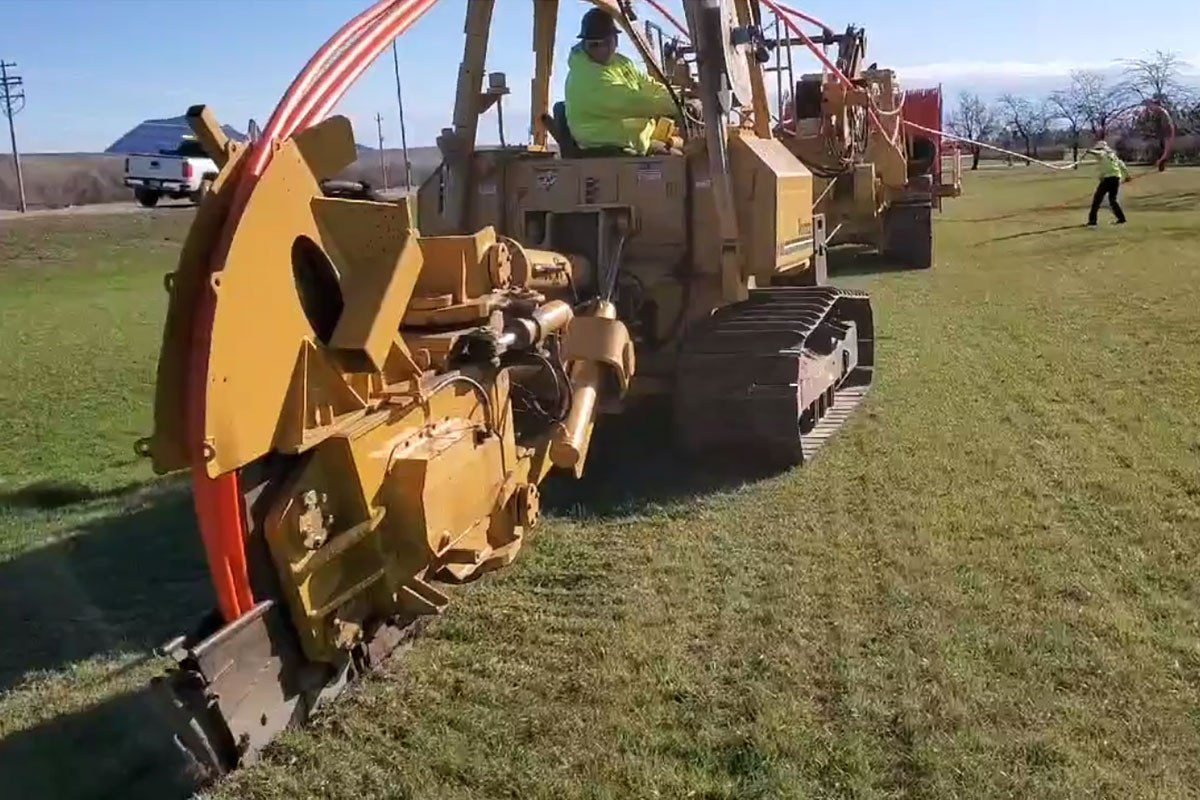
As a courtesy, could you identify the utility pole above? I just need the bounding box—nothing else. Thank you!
[374,112,388,190]
[391,40,413,192]
[1,60,27,214]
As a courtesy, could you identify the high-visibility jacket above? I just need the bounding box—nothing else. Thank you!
[564,44,677,155]
[1086,146,1130,180]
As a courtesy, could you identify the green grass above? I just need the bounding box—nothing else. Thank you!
[0,211,211,798]
[3,168,1200,799]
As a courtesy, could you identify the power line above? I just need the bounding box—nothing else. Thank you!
[375,112,389,190]
[391,40,413,193]
[1,60,27,214]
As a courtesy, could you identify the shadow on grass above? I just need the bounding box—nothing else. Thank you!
[0,684,200,800]
[1126,190,1200,213]
[0,479,144,511]
[979,224,1083,244]
[0,482,211,691]
[827,244,920,278]
[0,482,211,799]
[539,398,782,520]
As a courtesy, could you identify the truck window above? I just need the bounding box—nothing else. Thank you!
[160,138,209,158]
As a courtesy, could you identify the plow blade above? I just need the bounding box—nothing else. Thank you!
[152,600,421,786]
[673,286,874,466]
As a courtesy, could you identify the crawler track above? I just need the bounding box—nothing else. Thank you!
[673,286,874,467]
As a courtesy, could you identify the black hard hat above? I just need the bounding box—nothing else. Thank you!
[578,8,620,40]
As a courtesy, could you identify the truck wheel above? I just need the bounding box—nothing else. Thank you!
[134,187,161,208]
[191,178,214,205]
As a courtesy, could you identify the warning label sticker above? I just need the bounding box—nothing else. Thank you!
[636,161,663,182]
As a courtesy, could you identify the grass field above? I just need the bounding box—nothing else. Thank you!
[1,166,1199,799]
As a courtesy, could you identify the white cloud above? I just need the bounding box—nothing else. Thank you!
[895,56,1200,83]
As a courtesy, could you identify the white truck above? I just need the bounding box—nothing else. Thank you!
[123,136,219,208]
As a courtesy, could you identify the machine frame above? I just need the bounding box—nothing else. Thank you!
[140,0,879,784]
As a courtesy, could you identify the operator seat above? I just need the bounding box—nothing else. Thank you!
[542,101,581,158]
[544,101,636,159]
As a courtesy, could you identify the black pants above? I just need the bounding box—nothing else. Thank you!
[1088,176,1125,223]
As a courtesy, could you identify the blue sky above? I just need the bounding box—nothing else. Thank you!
[1,0,1197,153]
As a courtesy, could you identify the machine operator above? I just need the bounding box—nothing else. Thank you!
[564,8,682,156]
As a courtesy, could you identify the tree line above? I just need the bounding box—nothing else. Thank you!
[946,50,1199,169]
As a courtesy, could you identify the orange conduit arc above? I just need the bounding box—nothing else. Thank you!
[301,0,439,129]
[758,0,904,159]
[257,0,395,168]
[186,0,438,624]
[643,0,690,39]
[773,3,834,34]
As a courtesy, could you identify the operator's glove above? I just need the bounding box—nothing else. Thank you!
[682,97,704,122]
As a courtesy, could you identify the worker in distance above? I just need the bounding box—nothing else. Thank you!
[565,7,692,156]
[1083,139,1130,226]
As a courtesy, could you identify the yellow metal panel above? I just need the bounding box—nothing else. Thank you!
[468,151,507,232]
[853,163,877,215]
[530,0,558,149]
[729,134,815,281]
[144,139,248,474]
[294,114,359,181]
[263,375,522,663]
[274,340,369,454]
[312,197,422,373]
[614,157,686,250]
[512,161,581,212]
[689,154,723,276]
[413,226,498,303]
[203,140,345,476]
[576,160,620,206]
[185,104,232,167]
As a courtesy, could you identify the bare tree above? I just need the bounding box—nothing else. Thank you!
[947,91,996,170]
[1122,50,1192,105]
[1032,98,1056,157]
[1069,69,1128,139]
[1122,51,1193,161]
[997,93,1038,161]
[1048,89,1084,163]
[1186,99,1200,136]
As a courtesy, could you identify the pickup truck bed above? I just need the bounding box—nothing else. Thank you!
[124,138,218,207]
